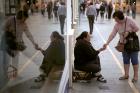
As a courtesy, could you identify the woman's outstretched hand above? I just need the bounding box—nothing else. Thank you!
[98,47,106,52]
[103,43,108,49]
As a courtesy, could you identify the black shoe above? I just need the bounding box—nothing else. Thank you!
[132,79,138,83]
[34,74,46,82]
[97,75,107,83]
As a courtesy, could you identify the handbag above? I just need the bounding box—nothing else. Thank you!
[124,32,140,52]
[7,65,17,79]
[5,16,26,57]
[16,41,26,51]
[115,18,127,52]
[115,42,124,52]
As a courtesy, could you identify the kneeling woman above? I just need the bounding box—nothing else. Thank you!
[35,31,65,82]
[74,31,106,83]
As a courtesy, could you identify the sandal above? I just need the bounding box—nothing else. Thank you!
[119,76,129,80]
[97,75,107,83]
[132,79,138,83]
[34,74,46,82]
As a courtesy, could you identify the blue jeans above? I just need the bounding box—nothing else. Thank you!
[122,51,139,65]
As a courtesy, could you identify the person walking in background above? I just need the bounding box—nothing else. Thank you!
[30,3,35,15]
[103,11,139,83]
[80,1,86,14]
[41,1,46,16]
[126,4,130,16]
[35,31,65,82]
[47,0,53,20]
[74,31,106,83]
[131,2,136,19]
[53,0,59,23]
[95,2,101,21]
[58,2,66,34]
[100,2,105,20]
[107,1,113,20]
[86,2,97,35]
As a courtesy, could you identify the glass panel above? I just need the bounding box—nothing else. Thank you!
[0,1,7,90]
[0,0,68,93]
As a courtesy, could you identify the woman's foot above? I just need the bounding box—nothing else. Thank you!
[119,75,129,80]
[132,78,138,83]
[34,74,46,82]
[97,75,107,83]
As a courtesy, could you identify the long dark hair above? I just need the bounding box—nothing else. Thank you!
[76,31,88,40]
[52,31,64,40]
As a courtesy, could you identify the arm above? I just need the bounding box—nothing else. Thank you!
[43,41,57,57]
[103,24,118,48]
[130,19,139,32]
[23,24,38,48]
[82,43,100,60]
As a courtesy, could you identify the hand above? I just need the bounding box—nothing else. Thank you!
[98,47,106,52]
[103,43,108,49]
[34,43,40,50]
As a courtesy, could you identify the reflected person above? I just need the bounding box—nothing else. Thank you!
[35,31,65,82]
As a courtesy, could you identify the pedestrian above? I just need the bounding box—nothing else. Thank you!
[107,1,113,20]
[41,2,46,16]
[74,31,107,83]
[100,3,105,20]
[58,2,66,34]
[103,11,139,83]
[80,2,86,14]
[0,10,38,79]
[131,2,136,19]
[47,0,53,20]
[95,2,101,20]
[126,4,130,16]
[86,2,97,35]
[30,3,35,15]
[35,31,65,82]
[53,0,59,23]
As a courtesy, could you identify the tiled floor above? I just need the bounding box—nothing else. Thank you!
[70,14,140,93]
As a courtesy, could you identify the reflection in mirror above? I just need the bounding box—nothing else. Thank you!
[0,0,67,93]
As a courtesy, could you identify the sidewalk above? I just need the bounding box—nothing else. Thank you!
[70,13,140,93]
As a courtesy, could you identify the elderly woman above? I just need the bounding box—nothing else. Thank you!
[35,31,65,82]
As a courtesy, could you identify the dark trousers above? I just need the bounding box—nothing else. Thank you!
[96,9,100,20]
[47,10,52,19]
[87,15,95,34]
[40,57,64,77]
[108,10,112,19]
[59,15,66,34]
[40,57,53,77]
[75,57,101,74]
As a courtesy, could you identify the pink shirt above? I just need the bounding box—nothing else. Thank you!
[107,17,139,44]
